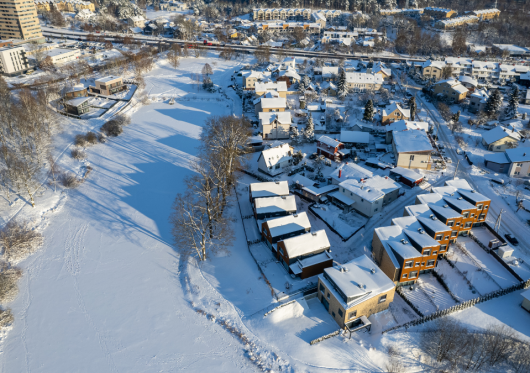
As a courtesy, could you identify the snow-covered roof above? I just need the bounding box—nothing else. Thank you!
[458,75,478,87]
[292,175,316,188]
[403,229,439,249]
[259,97,287,109]
[390,167,423,182]
[291,251,332,275]
[372,61,391,77]
[392,130,433,153]
[255,81,287,92]
[340,130,369,144]
[384,120,429,133]
[265,212,311,238]
[129,15,145,22]
[444,179,472,190]
[345,72,383,85]
[416,193,444,205]
[96,75,121,83]
[279,67,301,81]
[254,195,296,216]
[65,97,91,107]
[302,184,338,197]
[318,135,341,148]
[322,66,339,78]
[383,103,410,118]
[259,111,291,125]
[522,289,530,301]
[505,148,530,163]
[330,163,373,183]
[339,179,385,202]
[375,225,419,263]
[250,181,289,199]
[321,255,394,307]
[443,197,476,212]
[426,203,461,220]
[281,230,330,258]
[484,152,510,164]
[260,143,292,167]
[481,126,521,145]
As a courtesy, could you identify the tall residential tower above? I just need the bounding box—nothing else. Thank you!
[0,0,43,41]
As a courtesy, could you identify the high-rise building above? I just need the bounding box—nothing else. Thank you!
[0,45,30,75]
[0,0,43,41]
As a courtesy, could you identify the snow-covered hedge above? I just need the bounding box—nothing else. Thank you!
[264,300,296,317]
[310,329,341,345]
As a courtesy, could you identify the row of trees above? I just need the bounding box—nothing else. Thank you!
[170,116,251,261]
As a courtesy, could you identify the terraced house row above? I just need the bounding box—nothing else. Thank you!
[372,179,491,285]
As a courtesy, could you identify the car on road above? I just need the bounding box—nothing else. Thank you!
[444,157,452,163]
[505,234,519,246]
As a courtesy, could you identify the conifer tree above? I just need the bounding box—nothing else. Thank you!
[337,68,348,98]
[484,89,503,119]
[363,99,375,122]
[409,96,417,121]
[504,85,520,119]
[305,114,315,141]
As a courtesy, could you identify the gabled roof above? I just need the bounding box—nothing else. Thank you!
[281,230,330,258]
[481,126,521,145]
[383,103,410,118]
[254,195,296,215]
[259,111,291,126]
[505,147,530,163]
[318,135,342,148]
[484,152,510,164]
[443,197,476,212]
[260,143,292,167]
[339,179,385,202]
[250,181,289,199]
[403,229,440,249]
[392,130,433,153]
[259,97,287,109]
[428,203,462,220]
[345,72,383,84]
[457,189,490,204]
[384,120,429,133]
[265,212,311,238]
[255,81,287,92]
[329,163,373,183]
[390,167,424,182]
[340,130,369,144]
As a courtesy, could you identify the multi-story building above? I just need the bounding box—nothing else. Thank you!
[345,72,383,92]
[423,7,457,19]
[435,15,479,29]
[128,15,146,28]
[89,76,126,96]
[471,8,500,20]
[43,48,80,65]
[254,22,321,35]
[382,103,410,124]
[0,0,43,41]
[252,8,311,21]
[317,255,395,328]
[34,0,95,12]
[433,79,469,102]
[392,129,433,170]
[0,45,30,75]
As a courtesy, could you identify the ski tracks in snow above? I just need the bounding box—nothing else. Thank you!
[63,222,119,373]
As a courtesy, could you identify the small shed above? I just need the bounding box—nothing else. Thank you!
[389,167,424,187]
[522,289,530,313]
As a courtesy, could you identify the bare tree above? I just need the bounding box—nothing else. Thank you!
[0,264,22,303]
[0,220,43,264]
[201,63,213,77]
[167,50,180,69]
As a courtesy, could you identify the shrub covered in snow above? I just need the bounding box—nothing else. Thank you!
[0,265,22,303]
[71,148,86,160]
[0,308,13,328]
[101,120,123,137]
[60,172,84,189]
[0,221,43,264]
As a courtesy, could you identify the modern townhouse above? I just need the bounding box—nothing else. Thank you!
[252,8,312,21]
[249,181,290,202]
[261,212,311,248]
[253,195,296,220]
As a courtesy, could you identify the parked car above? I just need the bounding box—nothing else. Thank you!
[491,178,504,185]
[504,234,519,246]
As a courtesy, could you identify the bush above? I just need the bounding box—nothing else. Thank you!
[0,221,44,264]
[101,120,123,137]
[85,131,98,145]
[113,115,131,126]
[71,148,86,160]
[0,266,22,303]
[74,134,87,147]
[59,172,84,188]
[97,132,107,143]
[0,308,13,328]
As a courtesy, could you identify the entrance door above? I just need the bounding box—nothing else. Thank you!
[321,296,330,311]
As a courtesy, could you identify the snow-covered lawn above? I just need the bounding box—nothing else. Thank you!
[400,283,439,315]
[435,259,479,301]
[458,236,519,289]
[310,203,368,240]
[417,274,458,310]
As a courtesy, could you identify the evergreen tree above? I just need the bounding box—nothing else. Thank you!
[202,77,214,92]
[409,96,417,121]
[452,110,460,123]
[337,68,348,98]
[304,114,315,141]
[504,85,520,119]
[363,99,375,122]
[484,89,503,119]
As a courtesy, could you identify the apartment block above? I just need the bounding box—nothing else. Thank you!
[0,0,43,41]
[252,8,311,21]
[0,45,29,75]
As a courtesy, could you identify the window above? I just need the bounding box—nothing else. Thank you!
[404,261,413,268]
[463,212,469,218]
[484,205,488,209]
[332,311,335,317]
[471,214,475,218]
[409,271,418,278]
[275,164,280,169]
[477,204,483,210]
[402,273,408,278]
[465,222,472,228]
[415,262,420,267]
[320,283,325,293]
[435,234,443,240]
[447,220,454,227]
[409,155,415,161]
[445,235,450,240]
[423,249,431,256]
[378,294,387,303]
[433,251,438,256]
[441,244,447,251]
[327,292,330,299]
[348,310,357,320]
[451,231,458,237]
[455,222,460,226]
[426,260,435,267]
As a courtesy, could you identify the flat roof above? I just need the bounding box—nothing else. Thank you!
[96,75,122,83]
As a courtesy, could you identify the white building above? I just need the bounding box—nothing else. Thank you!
[0,46,30,76]
[43,48,80,65]
[329,163,373,184]
[345,72,383,92]
[258,112,291,140]
[75,9,96,21]
[257,142,293,176]
[128,16,146,28]
[249,180,290,201]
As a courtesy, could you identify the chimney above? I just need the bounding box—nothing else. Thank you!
[338,169,342,178]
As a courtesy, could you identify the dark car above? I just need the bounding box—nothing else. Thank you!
[505,234,519,246]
